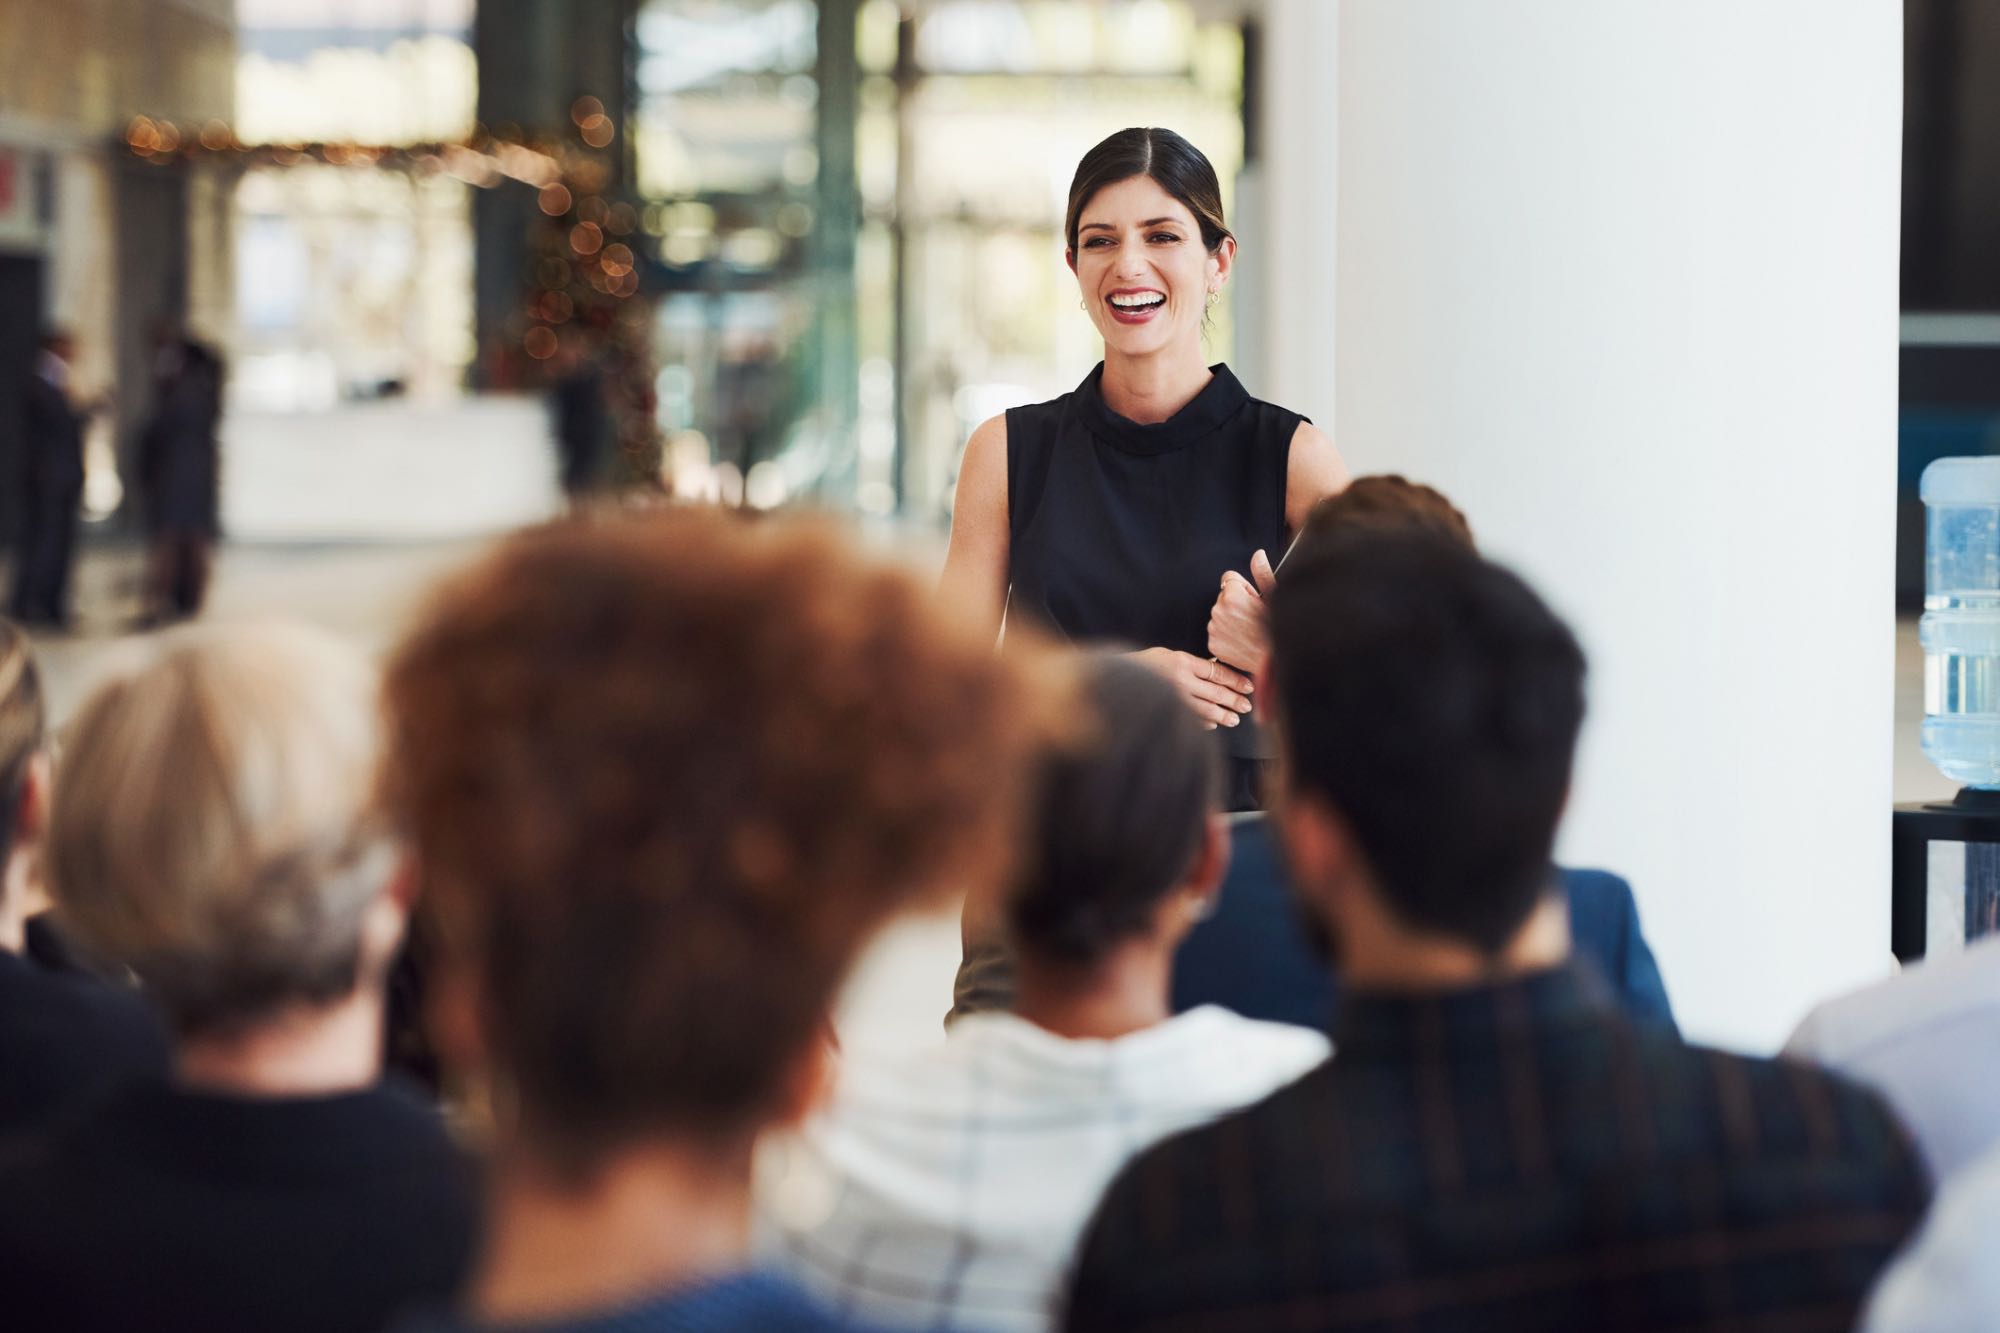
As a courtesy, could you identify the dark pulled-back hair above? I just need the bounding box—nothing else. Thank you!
[1065,127,1233,256]
[1007,656,1220,967]
[1269,534,1586,954]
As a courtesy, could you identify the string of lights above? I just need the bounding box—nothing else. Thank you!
[122,96,664,487]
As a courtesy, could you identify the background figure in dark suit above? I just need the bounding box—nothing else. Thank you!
[137,330,223,624]
[1168,813,1677,1031]
[550,334,610,502]
[951,812,1676,1032]
[9,331,88,629]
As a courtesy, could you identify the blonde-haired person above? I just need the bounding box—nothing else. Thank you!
[0,616,166,1142]
[0,621,477,1333]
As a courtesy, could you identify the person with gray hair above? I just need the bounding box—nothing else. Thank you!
[0,620,477,1333]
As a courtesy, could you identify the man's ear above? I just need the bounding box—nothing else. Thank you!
[356,850,419,968]
[1183,811,1231,918]
[7,753,54,921]
[772,1023,838,1131]
[12,751,51,848]
[383,852,420,915]
[425,948,487,1082]
[1275,789,1359,901]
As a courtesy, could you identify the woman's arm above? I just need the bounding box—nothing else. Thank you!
[1284,420,1350,533]
[938,414,1011,641]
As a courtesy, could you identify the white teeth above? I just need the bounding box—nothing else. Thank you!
[1109,293,1164,309]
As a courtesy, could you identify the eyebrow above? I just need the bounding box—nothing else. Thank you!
[1078,217,1185,233]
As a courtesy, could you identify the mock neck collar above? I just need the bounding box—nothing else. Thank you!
[1075,361,1249,456]
[1332,961,1614,1061]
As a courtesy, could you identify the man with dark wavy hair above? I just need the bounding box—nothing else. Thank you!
[1067,532,1928,1332]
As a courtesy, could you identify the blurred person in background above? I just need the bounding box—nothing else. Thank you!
[550,330,610,504]
[1788,903,2000,1185]
[1064,534,1927,1331]
[9,329,96,630]
[1863,1126,2000,1329]
[0,617,166,1144]
[761,657,1327,1332]
[137,326,225,625]
[0,621,477,1333]
[939,126,1348,811]
[382,511,1062,1333]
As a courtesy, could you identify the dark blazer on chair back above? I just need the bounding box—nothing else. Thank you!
[1171,812,1677,1033]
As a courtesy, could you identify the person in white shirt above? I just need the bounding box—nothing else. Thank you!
[1786,934,2000,1185]
[758,656,1331,1333]
[1863,1133,2000,1331]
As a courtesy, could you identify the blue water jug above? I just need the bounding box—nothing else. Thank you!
[1921,458,2000,787]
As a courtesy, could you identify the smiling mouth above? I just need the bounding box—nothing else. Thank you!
[1106,292,1166,323]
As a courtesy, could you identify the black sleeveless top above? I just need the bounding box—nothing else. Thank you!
[1006,361,1300,655]
[1005,362,1304,806]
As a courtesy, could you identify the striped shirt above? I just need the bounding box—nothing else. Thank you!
[1065,964,1929,1332]
[758,1007,1329,1332]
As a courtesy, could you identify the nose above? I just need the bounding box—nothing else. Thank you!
[1113,250,1151,281]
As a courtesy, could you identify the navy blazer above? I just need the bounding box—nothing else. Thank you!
[1172,813,1677,1033]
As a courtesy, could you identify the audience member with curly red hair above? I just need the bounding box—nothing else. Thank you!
[384,509,1068,1332]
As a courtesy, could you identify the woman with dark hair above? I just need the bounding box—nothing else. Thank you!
[761,658,1328,1333]
[941,126,1348,810]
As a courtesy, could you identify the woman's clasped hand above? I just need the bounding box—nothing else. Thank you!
[1129,647,1254,730]
[1204,547,1277,679]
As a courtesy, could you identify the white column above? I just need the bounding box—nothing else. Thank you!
[1250,0,1339,420]
[1265,0,1904,1050]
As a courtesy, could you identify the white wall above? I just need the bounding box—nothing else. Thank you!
[1252,0,1340,420]
[1267,0,1903,1050]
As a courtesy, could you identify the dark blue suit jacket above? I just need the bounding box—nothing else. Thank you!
[1172,813,1677,1033]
